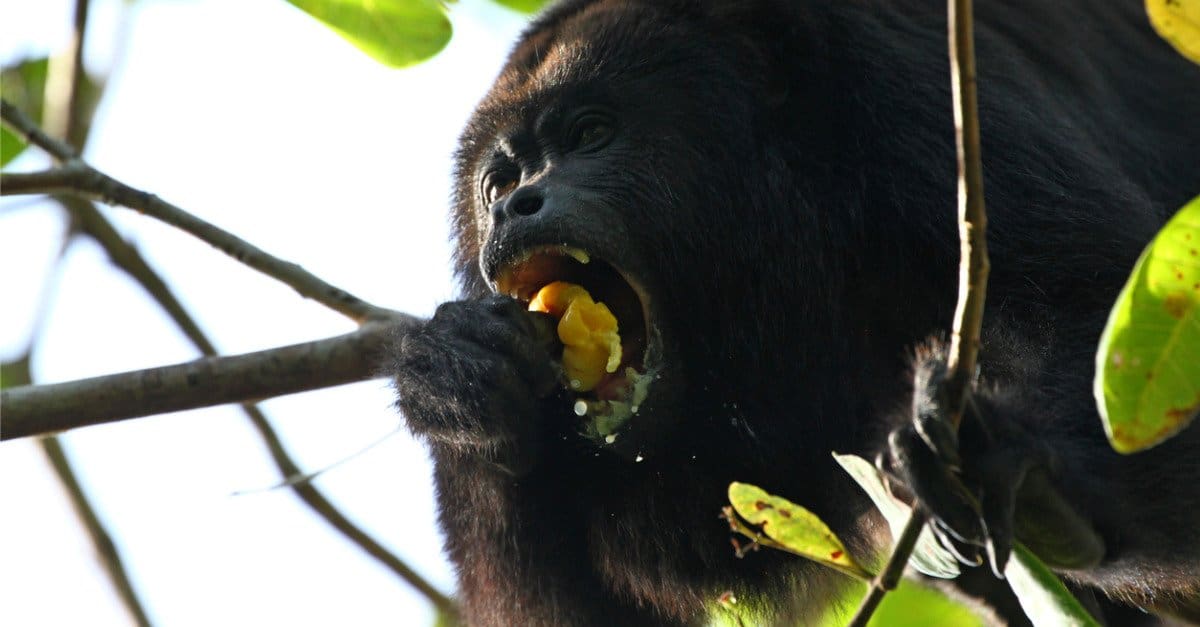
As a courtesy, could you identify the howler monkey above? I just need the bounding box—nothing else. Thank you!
[388,0,1200,624]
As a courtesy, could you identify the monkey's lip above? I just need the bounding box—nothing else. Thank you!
[492,245,655,436]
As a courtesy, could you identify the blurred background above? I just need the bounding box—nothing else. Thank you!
[0,1,530,624]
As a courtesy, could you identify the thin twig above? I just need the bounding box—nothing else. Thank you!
[41,437,154,627]
[65,196,219,354]
[943,0,989,426]
[0,319,415,440]
[0,101,393,323]
[3,168,83,194]
[845,506,926,627]
[848,0,990,623]
[64,196,457,616]
[22,27,154,608]
[6,168,153,627]
[243,410,460,617]
[43,0,92,146]
[1,100,76,160]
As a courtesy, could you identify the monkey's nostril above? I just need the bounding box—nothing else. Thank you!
[511,192,543,216]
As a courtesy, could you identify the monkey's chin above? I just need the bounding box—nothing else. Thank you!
[492,244,659,443]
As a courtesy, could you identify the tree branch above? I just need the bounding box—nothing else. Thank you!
[6,4,457,616]
[242,410,460,617]
[63,196,457,616]
[849,0,990,623]
[0,99,76,160]
[0,100,394,324]
[0,318,416,440]
[42,436,153,627]
[845,504,927,626]
[43,0,93,147]
[943,0,989,424]
[67,197,214,354]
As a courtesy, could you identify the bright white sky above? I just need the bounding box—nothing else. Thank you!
[0,1,527,624]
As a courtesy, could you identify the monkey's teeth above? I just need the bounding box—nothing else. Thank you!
[563,247,590,264]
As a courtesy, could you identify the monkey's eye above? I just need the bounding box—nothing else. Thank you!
[482,170,519,205]
[566,113,615,153]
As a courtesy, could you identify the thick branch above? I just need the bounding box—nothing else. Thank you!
[1,318,417,440]
[0,102,393,324]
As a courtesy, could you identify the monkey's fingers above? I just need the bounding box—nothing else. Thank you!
[885,424,988,550]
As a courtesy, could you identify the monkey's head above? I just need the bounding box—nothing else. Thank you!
[448,0,860,458]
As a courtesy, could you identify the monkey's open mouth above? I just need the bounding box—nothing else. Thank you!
[493,245,657,440]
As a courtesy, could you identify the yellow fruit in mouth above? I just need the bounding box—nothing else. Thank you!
[528,281,622,392]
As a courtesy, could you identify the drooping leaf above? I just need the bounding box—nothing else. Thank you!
[833,453,960,578]
[727,482,871,579]
[492,0,548,13]
[1094,196,1200,453]
[0,57,50,166]
[287,0,452,68]
[1146,0,1200,64]
[1004,543,1101,627]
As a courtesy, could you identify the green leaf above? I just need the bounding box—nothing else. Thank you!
[0,57,50,167]
[1,356,33,390]
[833,453,960,578]
[287,0,452,68]
[1094,196,1200,453]
[816,578,985,627]
[492,0,548,13]
[1,129,24,166]
[727,482,871,579]
[1004,543,1101,627]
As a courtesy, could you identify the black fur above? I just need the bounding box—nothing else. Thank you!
[387,1,1200,624]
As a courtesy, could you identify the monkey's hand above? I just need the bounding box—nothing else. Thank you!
[879,351,1105,578]
[388,295,562,476]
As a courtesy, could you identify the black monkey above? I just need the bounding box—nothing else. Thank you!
[388,1,1200,624]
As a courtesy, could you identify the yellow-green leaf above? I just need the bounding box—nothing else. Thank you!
[1094,196,1200,453]
[727,482,870,579]
[287,0,452,68]
[1146,0,1200,64]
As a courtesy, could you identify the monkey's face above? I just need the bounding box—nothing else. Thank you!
[467,96,678,451]
[444,5,787,453]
